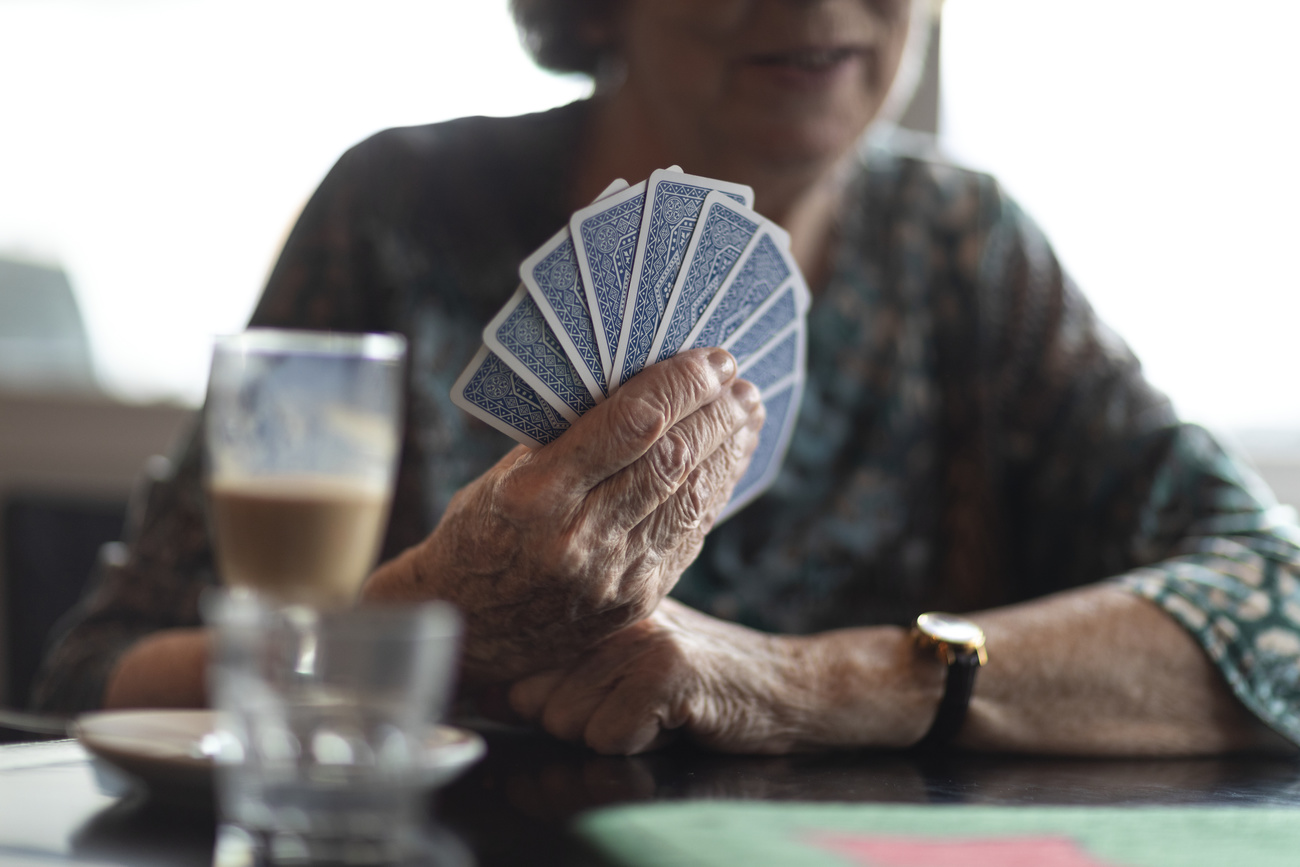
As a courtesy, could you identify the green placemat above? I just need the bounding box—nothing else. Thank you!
[577,801,1300,867]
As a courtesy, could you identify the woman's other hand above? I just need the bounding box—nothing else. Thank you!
[507,598,943,756]
[363,348,763,683]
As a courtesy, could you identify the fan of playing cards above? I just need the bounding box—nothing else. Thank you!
[452,167,809,522]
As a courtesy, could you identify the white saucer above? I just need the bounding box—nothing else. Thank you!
[74,708,485,799]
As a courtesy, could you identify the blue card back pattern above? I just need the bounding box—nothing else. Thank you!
[687,230,792,351]
[451,346,571,448]
[571,183,647,380]
[485,289,597,421]
[735,323,801,395]
[521,233,608,400]
[725,280,801,366]
[650,194,760,367]
[716,374,803,523]
[616,175,750,386]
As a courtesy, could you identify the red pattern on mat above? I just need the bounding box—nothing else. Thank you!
[807,833,1119,867]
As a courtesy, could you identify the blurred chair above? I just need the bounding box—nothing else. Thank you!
[2,494,126,713]
[0,257,97,394]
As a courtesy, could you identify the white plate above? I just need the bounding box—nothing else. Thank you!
[74,709,485,800]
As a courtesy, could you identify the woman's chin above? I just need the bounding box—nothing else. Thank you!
[724,116,871,176]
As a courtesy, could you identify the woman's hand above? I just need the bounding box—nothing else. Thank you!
[363,348,764,683]
[507,598,944,755]
[104,627,211,709]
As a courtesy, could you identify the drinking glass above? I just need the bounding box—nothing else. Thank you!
[207,592,461,865]
[204,329,406,608]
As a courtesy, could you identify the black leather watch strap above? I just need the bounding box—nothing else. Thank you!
[912,648,981,751]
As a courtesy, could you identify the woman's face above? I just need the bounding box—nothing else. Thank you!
[609,0,915,174]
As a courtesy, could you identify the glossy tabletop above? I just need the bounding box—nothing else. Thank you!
[3,722,1299,867]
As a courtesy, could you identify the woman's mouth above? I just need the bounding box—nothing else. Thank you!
[749,46,866,72]
[742,46,871,90]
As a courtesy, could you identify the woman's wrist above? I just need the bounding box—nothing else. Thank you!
[779,626,946,750]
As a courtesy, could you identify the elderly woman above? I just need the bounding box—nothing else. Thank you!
[37,0,1300,756]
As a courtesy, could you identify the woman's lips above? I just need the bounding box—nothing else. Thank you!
[749,46,866,70]
[742,46,871,88]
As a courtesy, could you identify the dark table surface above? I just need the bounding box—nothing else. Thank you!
[3,720,1300,867]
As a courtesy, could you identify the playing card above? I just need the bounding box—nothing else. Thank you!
[646,191,763,370]
[569,181,649,382]
[517,178,630,401]
[613,169,755,388]
[722,274,810,367]
[482,286,599,422]
[683,225,795,352]
[735,319,804,396]
[709,318,805,522]
[716,372,804,524]
[450,345,571,448]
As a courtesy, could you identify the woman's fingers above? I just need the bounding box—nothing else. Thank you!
[585,699,669,756]
[508,669,566,720]
[530,349,739,494]
[510,620,684,753]
[633,396,764,557]
[492,350,758,546]
[588,377,763,534]
[519,623,655,741]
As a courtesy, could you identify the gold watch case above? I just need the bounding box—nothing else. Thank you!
[913,612,989,666]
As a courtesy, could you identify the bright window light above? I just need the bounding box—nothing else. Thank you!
[0,0,590,404]
[941,0,1300,431]
[9,0,1298,431]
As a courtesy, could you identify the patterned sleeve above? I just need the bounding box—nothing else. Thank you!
[30,139,390,713]
[1119,434,1300,745]
[965,177,1300,745]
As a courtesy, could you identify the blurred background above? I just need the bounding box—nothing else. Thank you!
[1,0,1297,708]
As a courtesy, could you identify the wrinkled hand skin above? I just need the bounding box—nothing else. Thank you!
[508,598,944,756]
[364,348,764,684]
[507,598,808,755]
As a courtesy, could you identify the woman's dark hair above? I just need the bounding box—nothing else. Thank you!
[509,0,616,76]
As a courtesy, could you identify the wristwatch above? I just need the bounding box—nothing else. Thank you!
[911,611,988,750]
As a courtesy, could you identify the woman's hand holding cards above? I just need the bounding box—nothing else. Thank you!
[364,348,764,684]
[371,167,798,688]
[453,167,810,523]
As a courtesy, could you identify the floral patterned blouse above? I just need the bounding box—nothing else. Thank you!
[34,102,1300,746]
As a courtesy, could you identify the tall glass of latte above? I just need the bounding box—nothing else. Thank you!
[204,330,406,608]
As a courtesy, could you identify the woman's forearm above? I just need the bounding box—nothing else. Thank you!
[801,584,1292,755]
[958,584,1290,754]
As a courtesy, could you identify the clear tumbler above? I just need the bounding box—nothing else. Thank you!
[208,593,461,865]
